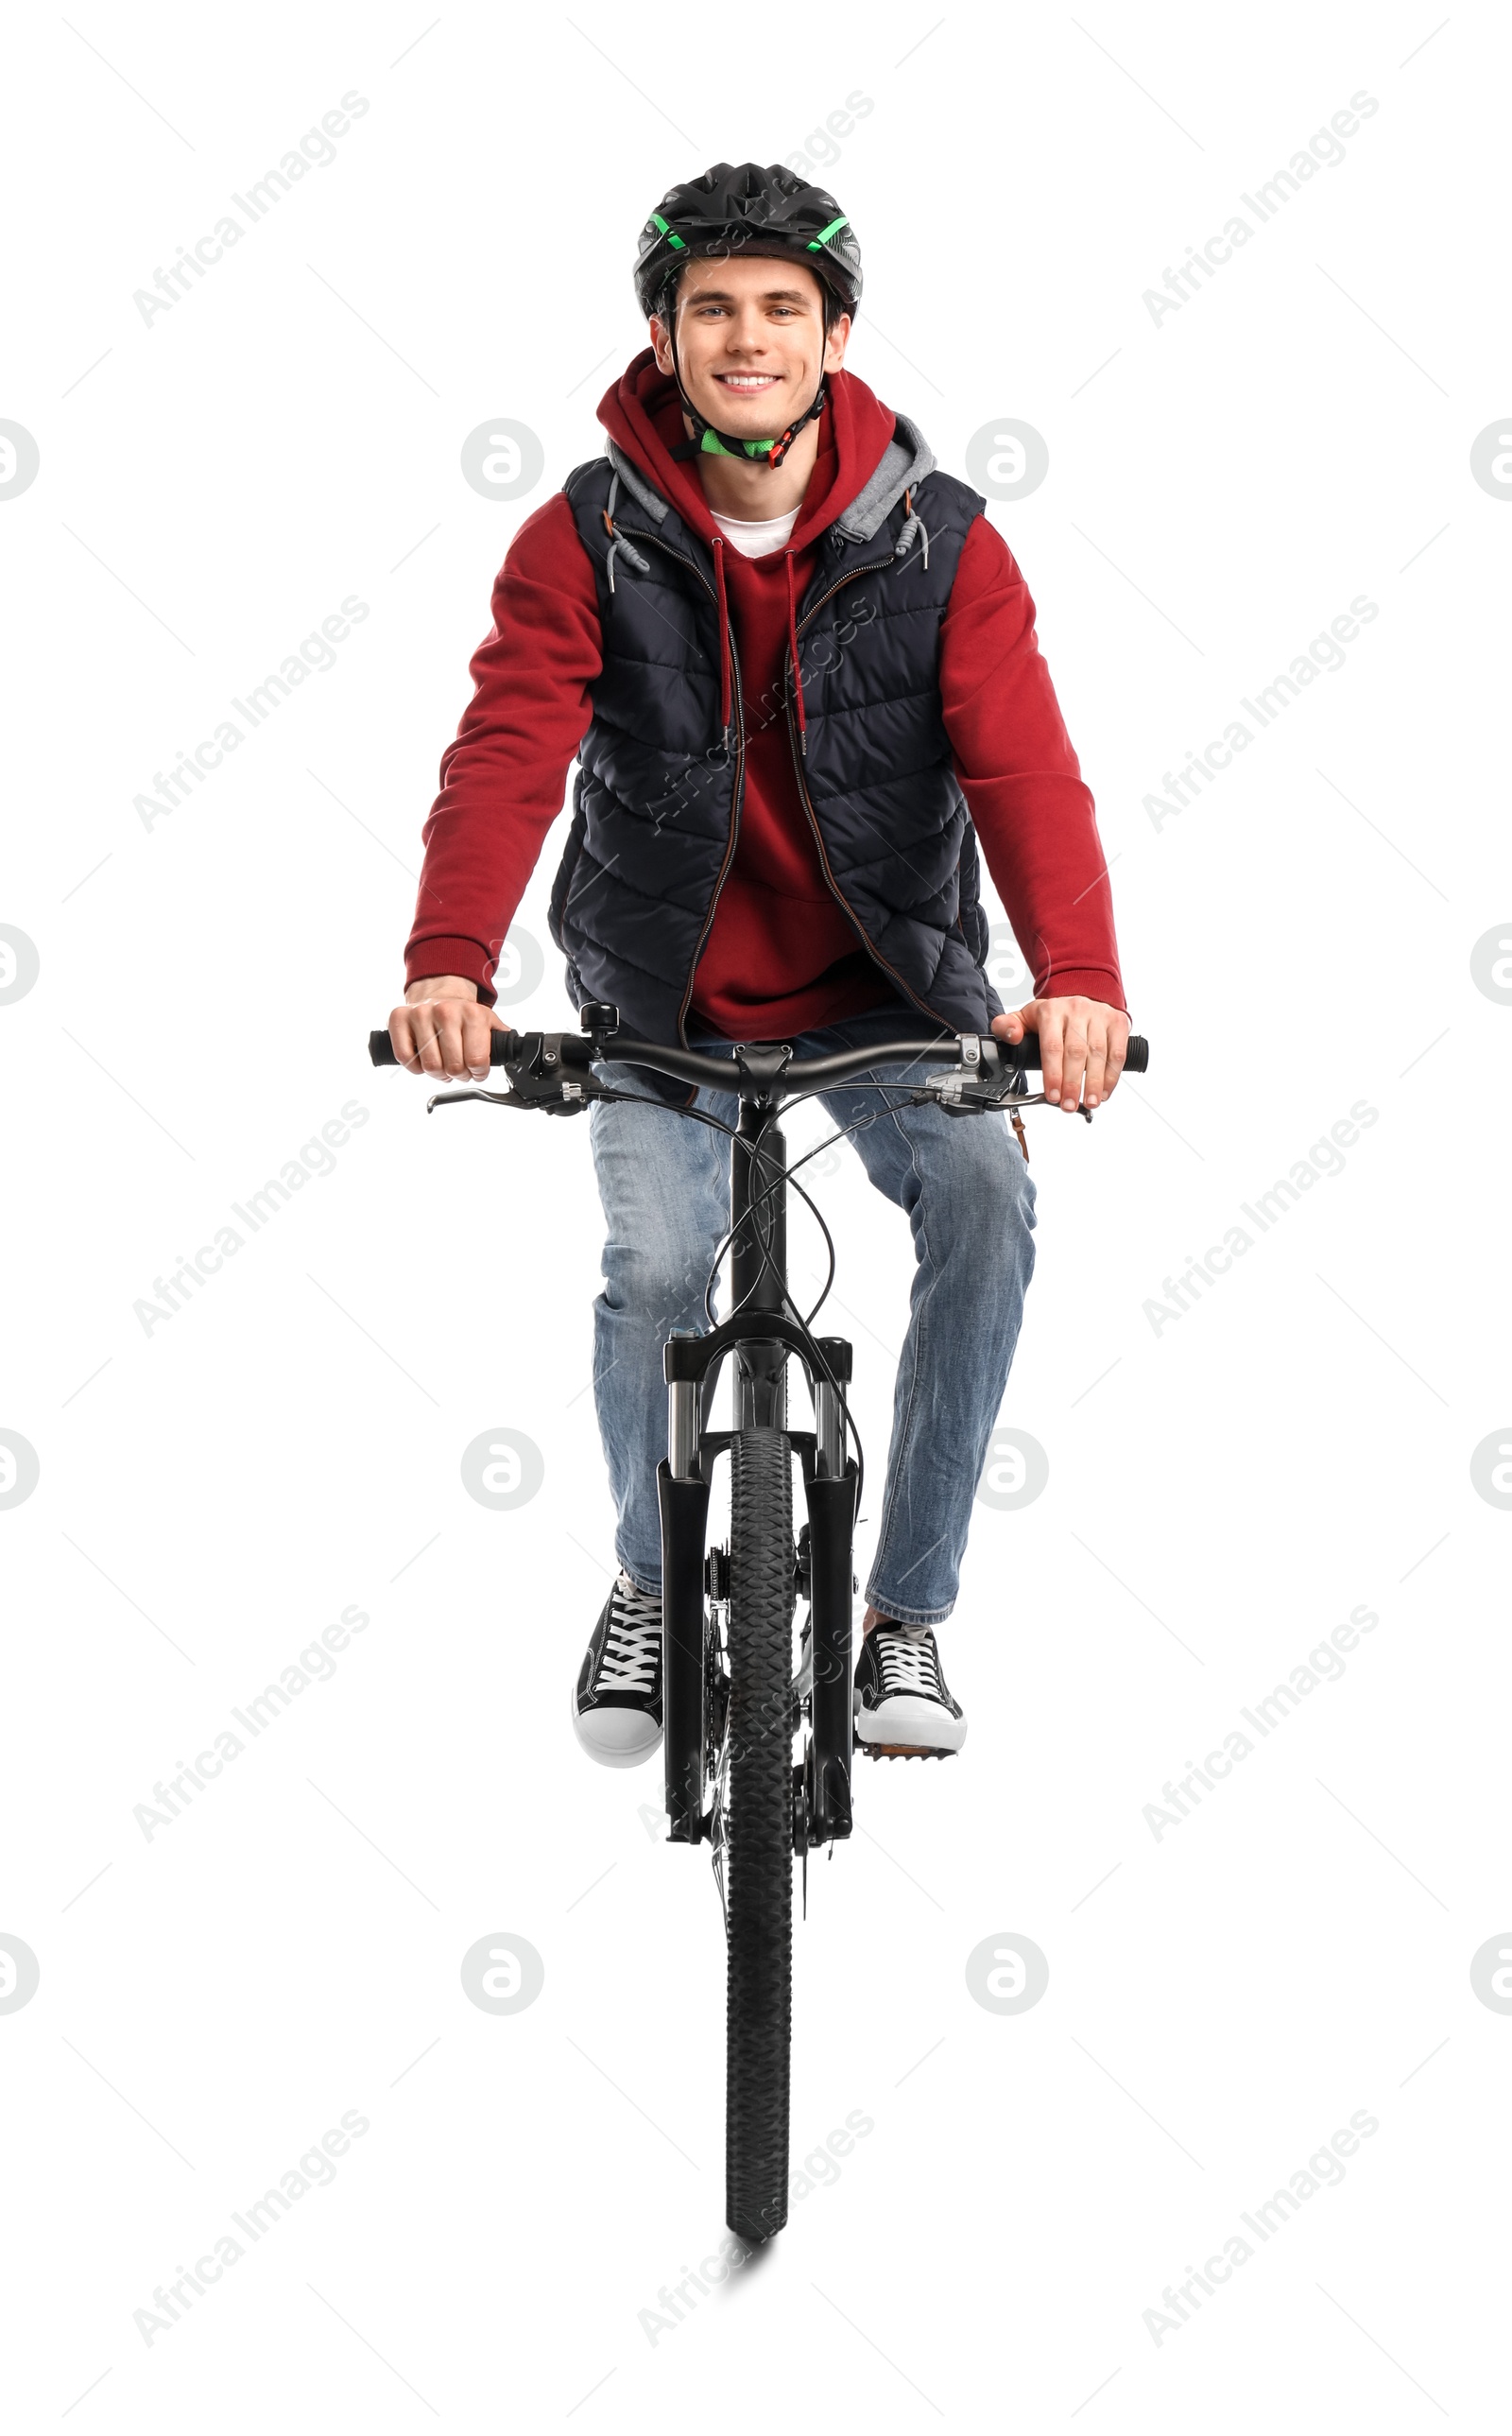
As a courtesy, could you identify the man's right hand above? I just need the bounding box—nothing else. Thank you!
[389,976,509,1080]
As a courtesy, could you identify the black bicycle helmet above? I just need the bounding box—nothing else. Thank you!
[635,161,863,322]
[633,162,863,466]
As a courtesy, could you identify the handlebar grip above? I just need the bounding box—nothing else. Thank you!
[1003,1033,1147,1075]
[368,1028,521,1067]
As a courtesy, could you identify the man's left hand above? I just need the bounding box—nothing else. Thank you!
[990,996,1130,1112]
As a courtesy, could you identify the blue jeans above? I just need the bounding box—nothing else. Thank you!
[588,1009,1038,1625]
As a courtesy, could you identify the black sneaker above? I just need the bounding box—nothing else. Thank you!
[571,1572,663,1769]
[853,1621,966,1758]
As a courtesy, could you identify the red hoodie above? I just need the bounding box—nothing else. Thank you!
[405,355,1125,1033]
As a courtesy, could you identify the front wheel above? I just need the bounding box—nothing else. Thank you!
[724,1427,795,2244]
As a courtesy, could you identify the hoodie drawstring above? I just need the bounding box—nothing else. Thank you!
[711,532,732,745]
[600,471,650,593]
[784,550,807,754]
[895,483,931,569]
[603,472,621,593]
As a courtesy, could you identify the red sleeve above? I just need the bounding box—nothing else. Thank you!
[404,489,603,1002]
[940,516,1126,1012]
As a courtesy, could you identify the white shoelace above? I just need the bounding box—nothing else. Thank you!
[874,1626,945,1701]
[595,1574,662,1691]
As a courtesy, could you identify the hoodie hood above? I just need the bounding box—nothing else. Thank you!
[596,350,935,553]
[594,351,939,750]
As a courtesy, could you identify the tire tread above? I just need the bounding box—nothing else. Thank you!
[724,1427,794,2244]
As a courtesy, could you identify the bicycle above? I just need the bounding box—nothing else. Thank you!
[369,1001,1150,2243]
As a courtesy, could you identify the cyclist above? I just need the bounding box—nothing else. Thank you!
[389,163,1129,1770]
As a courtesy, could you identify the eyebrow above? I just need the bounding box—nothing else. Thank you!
[684,285,816,306]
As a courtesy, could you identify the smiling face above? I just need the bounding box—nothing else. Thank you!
[648,251,850,441]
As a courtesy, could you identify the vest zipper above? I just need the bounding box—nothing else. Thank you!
[613,524,746,1047]
[780,552,955,1029]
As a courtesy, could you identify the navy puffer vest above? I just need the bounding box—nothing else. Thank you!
[548,414,1000,1052]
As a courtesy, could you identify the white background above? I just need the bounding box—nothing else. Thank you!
[3,1,1508,2426]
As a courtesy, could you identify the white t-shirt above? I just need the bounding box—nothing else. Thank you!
[710,508,800,559]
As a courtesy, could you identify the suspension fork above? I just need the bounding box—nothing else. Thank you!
[658,1099,788,1844]
[804,1338,855,1844]
[660,1094,858,1846]
[661,1333,709,1845]
[728,1092,856,1832]
[662,1342,857,1856]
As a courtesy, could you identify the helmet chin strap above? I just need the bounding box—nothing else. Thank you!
[663,307,827,470]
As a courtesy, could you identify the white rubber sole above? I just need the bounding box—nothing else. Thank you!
[569,1680,663,1770]
[854,1693,967,1755]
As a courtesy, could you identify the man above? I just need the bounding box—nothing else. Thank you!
[388,163,1128,1770]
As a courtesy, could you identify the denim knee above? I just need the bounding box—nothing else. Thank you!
[909,1115,1037,1261]
[600,1230,719,1332]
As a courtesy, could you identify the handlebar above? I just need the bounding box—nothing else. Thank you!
[368,1025,1149,1090]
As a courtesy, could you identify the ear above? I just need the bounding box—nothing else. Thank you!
[648,313,676,375]
[823,312,851,376]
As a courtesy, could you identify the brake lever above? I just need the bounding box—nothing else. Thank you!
[427,1085,536,1114]
[912,1074,1092,1122]
[1003,1087,1093,1123]
[426,1078,610,1117]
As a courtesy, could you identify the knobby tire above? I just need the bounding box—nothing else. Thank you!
[724,1426,795,2243]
